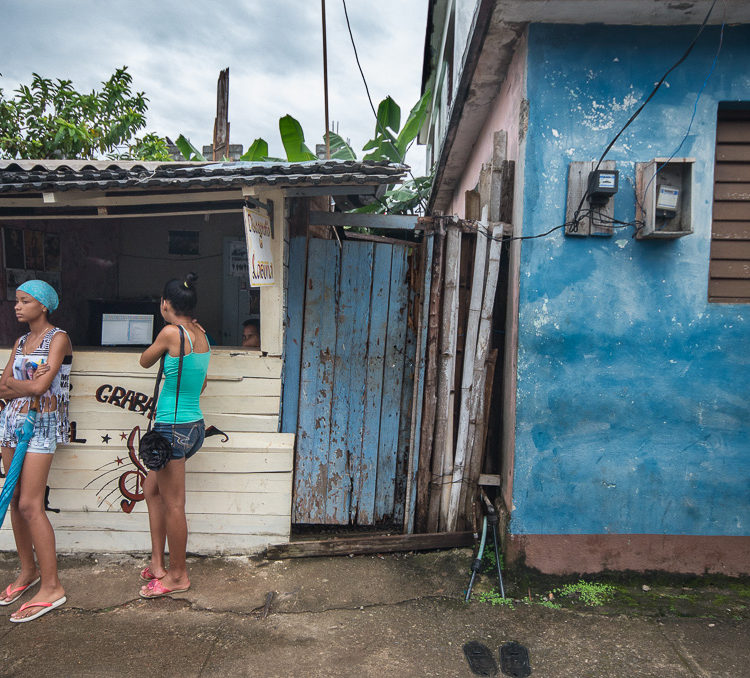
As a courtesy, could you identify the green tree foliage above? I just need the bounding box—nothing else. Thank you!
[0,67,159,160]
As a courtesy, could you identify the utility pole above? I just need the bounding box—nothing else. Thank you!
[321,0,331,159]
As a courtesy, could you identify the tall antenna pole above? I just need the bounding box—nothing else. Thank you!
[321,0,331,159]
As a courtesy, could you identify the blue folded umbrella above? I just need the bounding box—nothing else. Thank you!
[0,398,40,529]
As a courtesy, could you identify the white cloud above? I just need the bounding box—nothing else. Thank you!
[1,0,428,171]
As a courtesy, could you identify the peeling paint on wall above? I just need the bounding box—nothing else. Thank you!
[513,24,750,538]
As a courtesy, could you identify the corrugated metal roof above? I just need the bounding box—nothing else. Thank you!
[0,159,407,194]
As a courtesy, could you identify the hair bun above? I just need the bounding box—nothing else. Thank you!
[184,272,198,288]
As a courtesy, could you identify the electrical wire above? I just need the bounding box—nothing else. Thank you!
[571,0,720,226]
[493,0,721,241]
[460,208,644,244]
[341,0,428,213]
[640,19,725,215]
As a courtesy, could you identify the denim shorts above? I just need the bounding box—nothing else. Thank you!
[0,410,58,455]
[152,420,205,460]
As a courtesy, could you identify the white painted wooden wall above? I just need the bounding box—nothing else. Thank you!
[0,349,293,554]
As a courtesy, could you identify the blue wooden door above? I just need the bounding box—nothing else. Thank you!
[284,236,416,525]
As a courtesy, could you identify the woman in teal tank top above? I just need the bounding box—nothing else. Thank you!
[138,273,210,599]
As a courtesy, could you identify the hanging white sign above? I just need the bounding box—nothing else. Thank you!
[243,206,275,287]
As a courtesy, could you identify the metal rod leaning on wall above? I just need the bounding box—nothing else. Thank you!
[446,207,489,531]
[415,222,446,533]
[460,224,504,519]
[427,221,461,533]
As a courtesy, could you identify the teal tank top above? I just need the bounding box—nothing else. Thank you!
[155,327,210,424]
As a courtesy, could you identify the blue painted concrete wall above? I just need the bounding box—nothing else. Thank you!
[513,24,750,536]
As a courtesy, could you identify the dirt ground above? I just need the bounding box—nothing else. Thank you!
[0,549,748,677]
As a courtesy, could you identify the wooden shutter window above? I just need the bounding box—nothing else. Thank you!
[710,109,750,303]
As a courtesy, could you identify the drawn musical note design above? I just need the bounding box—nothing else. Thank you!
[88,426,147,513]
[118,427,148,513]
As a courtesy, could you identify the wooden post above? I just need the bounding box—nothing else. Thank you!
[427,222,461,532]
[415,225,445,532]
[446,206,489,531]
[213,68,229,161]
[463,348,498,519]
[460,225,504,520]
[403,233,433,533]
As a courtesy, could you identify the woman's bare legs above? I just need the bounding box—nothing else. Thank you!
[7,451,65,620]
[0,446,40,602]
[141,458,189,594]
[143,470,168,578]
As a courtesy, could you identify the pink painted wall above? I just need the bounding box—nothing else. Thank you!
[449,33,528,217]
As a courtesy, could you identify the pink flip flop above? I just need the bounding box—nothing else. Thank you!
[139,578,190,599]
[0,577,41,606]
[139,567,159,582]
[10,596,66,623]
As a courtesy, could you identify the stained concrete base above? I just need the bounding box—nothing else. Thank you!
[0,549,748,677]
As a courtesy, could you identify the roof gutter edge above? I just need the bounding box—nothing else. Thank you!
[427,0,496,214]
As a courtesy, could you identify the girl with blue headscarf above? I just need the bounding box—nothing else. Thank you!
[0,279,71,622]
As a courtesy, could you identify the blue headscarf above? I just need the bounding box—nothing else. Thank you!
[17,280,59,312]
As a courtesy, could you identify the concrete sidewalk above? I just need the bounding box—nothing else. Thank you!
[0,549,748,677]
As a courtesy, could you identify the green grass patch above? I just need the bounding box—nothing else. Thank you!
[553,580,617,607]
[476,589,515,609]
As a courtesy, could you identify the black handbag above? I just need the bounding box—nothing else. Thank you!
[139,326,185,471]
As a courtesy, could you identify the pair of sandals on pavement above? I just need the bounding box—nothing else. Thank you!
[0,577,66,623]
[139,566,190,598]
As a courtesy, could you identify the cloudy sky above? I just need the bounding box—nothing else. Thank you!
[1,0,429,172]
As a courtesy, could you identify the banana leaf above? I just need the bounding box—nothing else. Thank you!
[175,134,206,161]
[279,115,316,162]
[239,138,269,161]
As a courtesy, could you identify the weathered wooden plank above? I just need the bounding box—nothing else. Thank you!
[50,449,293,474]
[70,374,281,398]
[0,530,286,554]
[343,231,416,247]
[565,162,590,236]
[428,224,461,532]
[404,235,432,533]
[374,245,409,523]
[57,430,294,453]
[328,241,373,524]
[565,160,616,236]
[42,487,290,515]
[708,278,750,298]
[281,235,307,433]
[47,469,291,494]
[66,409,279,432]
[264,531,474,559]
[716,120,750,143]
[69,394,281,416]
[415,226,444,533]
[716,144,750,162]
[357,243,392,524]
[293,238,339,523]
[309,211,420,231]
[67,350,282,379]
[448,211,489,531]
[393,248,418,528]
[715,183,750,201]
[709,259,750,279]
[710,240,750,259]
[714,163,750,182]
[711,221,750,240]
[1,512,289,535]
